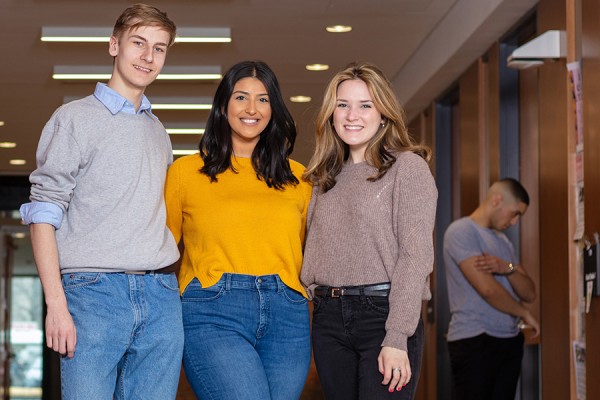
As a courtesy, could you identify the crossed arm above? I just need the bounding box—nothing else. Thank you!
[459,254,539,336]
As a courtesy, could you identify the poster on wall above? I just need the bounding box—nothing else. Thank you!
[568,62,585,240]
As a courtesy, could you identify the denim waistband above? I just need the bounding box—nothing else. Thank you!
[216,273,286,292]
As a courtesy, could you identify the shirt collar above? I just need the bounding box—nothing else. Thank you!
[93,83,154,117]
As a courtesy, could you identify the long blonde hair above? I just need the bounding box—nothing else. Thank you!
[303,62,431,192]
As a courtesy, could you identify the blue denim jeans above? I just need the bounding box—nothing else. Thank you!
[60,272,184,400]
[311,292,424,400]
[181,274,311,400]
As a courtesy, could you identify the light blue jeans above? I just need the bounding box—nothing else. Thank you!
[181,274,311,400]
[60,272,184,399]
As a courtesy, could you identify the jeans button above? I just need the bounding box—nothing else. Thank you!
[257,278,262,284]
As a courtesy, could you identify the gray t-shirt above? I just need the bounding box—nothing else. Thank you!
[443,217,520,341]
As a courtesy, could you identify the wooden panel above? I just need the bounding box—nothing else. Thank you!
[410,107,438,400]
[582,0,600,398]
[486,44,501,185]
[519,67,541,344]
[458,62,481,216]
[538,60,571,400]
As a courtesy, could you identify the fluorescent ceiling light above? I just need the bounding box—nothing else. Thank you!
[173,149,199,155]
[41,26,231,43]
[64,96,213,111]
[53,66,222,81]
[290,96,311,103]
[0,142,16,148]
[306,64,329,71]
[326,25,352,33]
[151,97,213,110]
[9,159,26,165]
[165,123,206,135]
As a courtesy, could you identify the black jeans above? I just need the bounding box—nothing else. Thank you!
[448,332,524,400]
[311,293,424,400]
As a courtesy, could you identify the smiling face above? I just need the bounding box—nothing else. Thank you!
[108,24,170,101]
[333,79,384,163]
[227,77,272,157]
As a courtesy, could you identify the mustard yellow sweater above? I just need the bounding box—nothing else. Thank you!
[165,154,312,296]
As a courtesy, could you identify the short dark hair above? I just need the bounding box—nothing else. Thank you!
[500,178,530,206]
[112,3,177,47]
[199,60,299,189]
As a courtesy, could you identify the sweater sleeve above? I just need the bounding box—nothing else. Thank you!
[165,159,183,244]
[382,154,438,351]
[28,109,82,213]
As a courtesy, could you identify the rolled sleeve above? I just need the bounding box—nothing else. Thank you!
[20,201,64,229]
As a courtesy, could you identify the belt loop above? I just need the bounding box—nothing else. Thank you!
[274,275,284,293]
[359,286,368,304]
[225,273,231,292]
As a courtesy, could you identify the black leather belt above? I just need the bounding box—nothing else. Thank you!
[124,264,178,275]
[314,283,391,298]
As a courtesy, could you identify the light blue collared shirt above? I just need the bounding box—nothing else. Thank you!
[93,82,155,116]
[20,83,155,229]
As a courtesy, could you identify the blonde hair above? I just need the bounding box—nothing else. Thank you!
[112,3,177,47]
[303,62,431,192]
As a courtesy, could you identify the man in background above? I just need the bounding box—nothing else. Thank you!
[443,178,539,400]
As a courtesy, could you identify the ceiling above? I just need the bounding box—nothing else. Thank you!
[0,0,537,175]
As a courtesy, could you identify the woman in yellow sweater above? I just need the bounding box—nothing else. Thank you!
[164,60,312,400]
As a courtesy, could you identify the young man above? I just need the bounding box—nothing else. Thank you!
[20,4,183,399]
[443,178,539,400]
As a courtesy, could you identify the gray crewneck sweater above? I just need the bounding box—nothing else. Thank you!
[27,95,179,273]
[301,151,437,351]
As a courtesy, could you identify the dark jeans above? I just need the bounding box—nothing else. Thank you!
[311,293,424,400]
[448,332,524,400]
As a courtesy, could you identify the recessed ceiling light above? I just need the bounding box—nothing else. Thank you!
[290,96,312,103]
[326,25,352,33]
[9,159,26,165]
[0,142,16,148]
[0,121,4,126]
[306,64,329,71]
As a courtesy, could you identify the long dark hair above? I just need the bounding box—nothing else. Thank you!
[199,60,299,189]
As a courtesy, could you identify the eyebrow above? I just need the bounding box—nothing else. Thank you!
[232,90,269,96]
[336,99,374,103]
[129,34,168,48]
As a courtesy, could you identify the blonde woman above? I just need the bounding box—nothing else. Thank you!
[301,62,437,400]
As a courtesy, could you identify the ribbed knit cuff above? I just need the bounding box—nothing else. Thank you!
[382,330,408,352]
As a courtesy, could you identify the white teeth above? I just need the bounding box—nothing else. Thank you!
[241,119,258,123]
[345,125,362,130]
[134,65,151,73]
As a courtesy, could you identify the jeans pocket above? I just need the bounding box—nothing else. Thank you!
[155,273,180,292]
[62,273,102,291]
[364,295,390,315]
[281,285,308,305]
[181,279,224,302]
[312,296,324,314]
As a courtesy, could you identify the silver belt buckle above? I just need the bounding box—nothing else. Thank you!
[331,288,344,298]
[125,270,146,275]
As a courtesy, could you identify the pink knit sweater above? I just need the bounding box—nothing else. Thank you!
[301,151,437,351]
